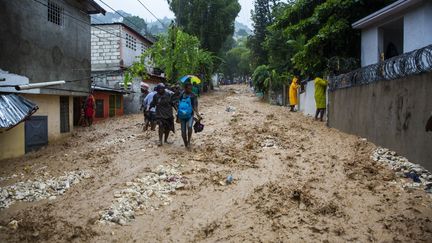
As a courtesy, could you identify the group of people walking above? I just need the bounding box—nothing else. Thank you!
[288,76,328,122]
[141,82,202,148]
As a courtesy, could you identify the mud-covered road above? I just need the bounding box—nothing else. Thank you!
[1,85,431,242]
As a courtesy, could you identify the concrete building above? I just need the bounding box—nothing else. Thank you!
[353,0,432,67]
[91,23,164,114]
[0,0,105,160]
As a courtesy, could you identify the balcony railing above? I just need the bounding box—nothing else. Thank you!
[329,44,432,91]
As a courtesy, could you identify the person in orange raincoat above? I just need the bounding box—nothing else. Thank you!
[289,77,300,112]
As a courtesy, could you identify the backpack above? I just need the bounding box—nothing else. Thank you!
[178,95,193,120]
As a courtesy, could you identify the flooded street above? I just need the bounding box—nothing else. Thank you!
[1,85,431,242]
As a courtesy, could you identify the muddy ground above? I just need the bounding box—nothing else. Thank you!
[0,85,431,242]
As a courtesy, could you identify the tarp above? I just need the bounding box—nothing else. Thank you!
[0,94,38,130]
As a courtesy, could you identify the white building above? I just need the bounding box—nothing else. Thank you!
[91,23,164,113]
[353,0,432,67]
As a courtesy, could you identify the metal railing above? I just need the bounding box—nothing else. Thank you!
[329,44,432,91]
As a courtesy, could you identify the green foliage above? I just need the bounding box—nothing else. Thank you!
[252,65,270,92]
[248,0,281,69]
[220,38,252,80]
[124,27,214,85]
[248,0,397,80]
[122,15,148,36]
[263,0,395,78]
[167,0,241,56]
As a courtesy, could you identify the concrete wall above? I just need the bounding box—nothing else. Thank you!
[328,72,432,170]
[404,1,432,52]
[0,0,92,95]
[0,123,25,160]
[361,27,380,67]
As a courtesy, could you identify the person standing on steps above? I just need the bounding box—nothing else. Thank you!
[150,83,176,146]
[289,76,300,112]
[314,77,328,122]
[178,82,201,148]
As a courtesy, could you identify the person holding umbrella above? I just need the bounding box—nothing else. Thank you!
[178,75,202,148]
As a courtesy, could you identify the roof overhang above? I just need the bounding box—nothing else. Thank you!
[352,0,424,29]
[79,0,106,15]
[0,94,39,130]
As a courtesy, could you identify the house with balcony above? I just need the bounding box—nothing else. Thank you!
[0,0,105,160]
[353,0,432,66]
[91,23,165,116]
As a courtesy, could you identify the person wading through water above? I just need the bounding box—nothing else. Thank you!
[150,84,176,146]
[178,82,201,148]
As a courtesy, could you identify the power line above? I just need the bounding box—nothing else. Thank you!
[97,0,146,34]
[32,0,130,43]
[135,0,167,28]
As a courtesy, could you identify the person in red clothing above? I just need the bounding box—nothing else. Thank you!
[84,93,95,126]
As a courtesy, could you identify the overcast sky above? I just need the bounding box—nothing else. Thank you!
[94,0,254,28]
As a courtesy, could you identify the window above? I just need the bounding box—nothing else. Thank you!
[47,0,64,26]
[95,99,104,118]
[126,33,137,51]
[60,96,70,133]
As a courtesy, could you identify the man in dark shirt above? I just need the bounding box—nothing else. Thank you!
[150,84,176,146]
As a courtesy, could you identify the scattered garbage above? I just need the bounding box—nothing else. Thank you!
[372,148,432,192]
[226,106,236,112]
[226,175,233,184]
[99,164,188,226]
[0,170,91,209]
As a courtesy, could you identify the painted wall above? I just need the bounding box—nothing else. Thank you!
[299,81,317,117]
[93,91,124,122]
[328,72,432,170]
[0,0,92,95]
[121,26,151,67]
[0,123,25,160]
[22,94,74,140]
[361,27,380,67]
[404,1,432,52]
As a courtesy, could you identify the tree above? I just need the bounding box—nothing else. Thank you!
[167,0,241,56]
[248,0,280,69]
[266,0,395,77]
[220,37,252,81]
[125,26,214,85]
[122,15,148,36]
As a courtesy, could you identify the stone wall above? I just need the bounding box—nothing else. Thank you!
[328,72,432,170]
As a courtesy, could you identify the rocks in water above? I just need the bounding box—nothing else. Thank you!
[0,170,91,209]
[372,148,432,192]
[100,164,187,226]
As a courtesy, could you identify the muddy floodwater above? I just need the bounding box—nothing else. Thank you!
[0,85,431,242]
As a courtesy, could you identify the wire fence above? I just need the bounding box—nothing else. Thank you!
[329,44,432,91]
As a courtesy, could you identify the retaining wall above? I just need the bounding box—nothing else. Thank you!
[328,72,432,170]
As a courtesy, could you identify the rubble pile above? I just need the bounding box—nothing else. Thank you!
[0,170,91,209]
[372,148,432,192]
[100,164,187,225]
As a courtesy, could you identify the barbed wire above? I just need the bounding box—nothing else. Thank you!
[329,44,432,91]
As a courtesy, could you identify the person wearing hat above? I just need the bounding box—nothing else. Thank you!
[150,83,176,146]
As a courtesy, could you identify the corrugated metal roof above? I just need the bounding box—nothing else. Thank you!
[0,94,39,130]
